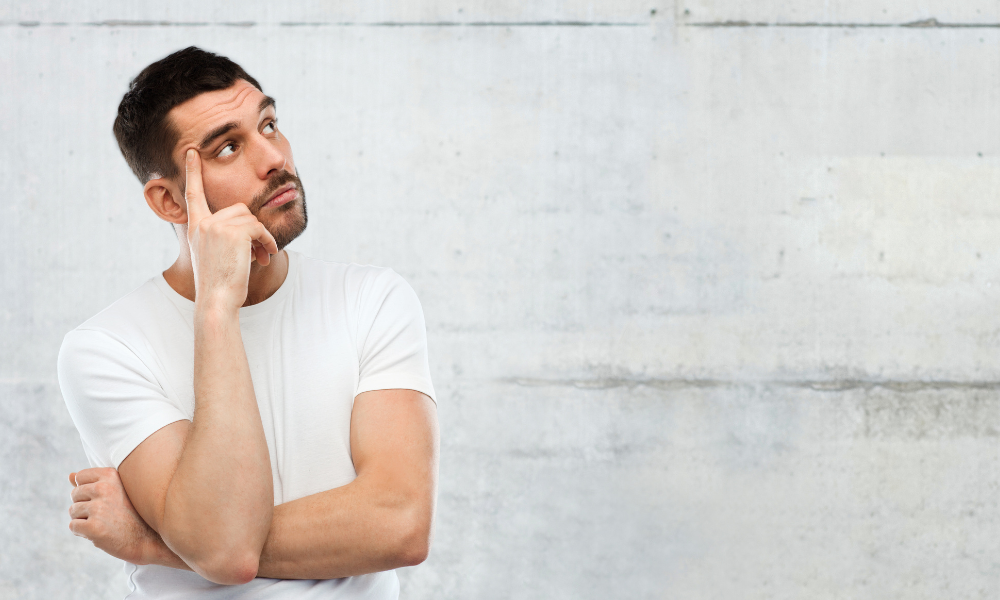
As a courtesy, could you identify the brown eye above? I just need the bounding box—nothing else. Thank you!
[218,142,236,157]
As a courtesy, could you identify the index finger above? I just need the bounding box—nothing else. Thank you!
[74,467,114,486]
[184,149,211,225]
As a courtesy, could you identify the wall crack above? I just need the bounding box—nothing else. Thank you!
[502,377,1000,392]
[685,18,1000,29]
[0,20,648,28]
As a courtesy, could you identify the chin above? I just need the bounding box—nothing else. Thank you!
[266,198,308,251]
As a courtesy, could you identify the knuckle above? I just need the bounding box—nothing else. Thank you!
[70,519,86,534]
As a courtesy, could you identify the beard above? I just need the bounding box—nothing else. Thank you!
[179,169,309,251]
[245,169,309,251]
[171,171,309,252]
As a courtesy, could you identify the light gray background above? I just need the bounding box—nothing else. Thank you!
[3,1,1000,598]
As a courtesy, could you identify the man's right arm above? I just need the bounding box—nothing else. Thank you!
[115,150,278,585]
[66,314,270,586]
[117,309,270,585]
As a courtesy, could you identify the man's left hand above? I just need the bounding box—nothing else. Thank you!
[68,467,162,565]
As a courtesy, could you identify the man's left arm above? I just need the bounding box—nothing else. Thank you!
[70,387,438,578]
[258,387,438,578]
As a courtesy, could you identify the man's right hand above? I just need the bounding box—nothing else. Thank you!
[184,149,278,311]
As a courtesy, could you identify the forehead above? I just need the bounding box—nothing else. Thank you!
[168,80,267,143]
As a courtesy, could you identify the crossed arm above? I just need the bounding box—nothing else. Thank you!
[70,388,438,583]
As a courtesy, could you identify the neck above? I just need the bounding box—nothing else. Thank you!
[163,241,290,307]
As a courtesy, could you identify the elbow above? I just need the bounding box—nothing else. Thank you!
[394,512,432,567]
[161,527,260,584]
[158,514,268,585]
[194,552,260,585]
[397,539,430,568]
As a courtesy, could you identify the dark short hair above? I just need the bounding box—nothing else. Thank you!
[113,46,262,184]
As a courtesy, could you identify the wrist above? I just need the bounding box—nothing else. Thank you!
[194,297,240,322]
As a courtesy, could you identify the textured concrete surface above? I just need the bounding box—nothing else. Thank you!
[3,1,1000,598]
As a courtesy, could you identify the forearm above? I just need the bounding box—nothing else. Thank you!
[142,390,436,581]
[143,476,423,579]
[256,474,431,580]
[256,390,438,580]
[161,305,273,580]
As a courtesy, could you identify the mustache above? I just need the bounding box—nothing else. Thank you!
[248,170,302,215]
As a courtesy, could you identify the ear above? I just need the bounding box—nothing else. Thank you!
[144,177,187,224]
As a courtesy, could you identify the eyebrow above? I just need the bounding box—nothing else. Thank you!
[197,95,278,150]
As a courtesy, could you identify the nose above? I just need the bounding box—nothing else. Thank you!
[252,132,287,180]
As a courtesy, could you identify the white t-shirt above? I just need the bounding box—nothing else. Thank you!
[57,250,435,600]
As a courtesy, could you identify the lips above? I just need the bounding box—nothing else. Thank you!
[263,182,298,208]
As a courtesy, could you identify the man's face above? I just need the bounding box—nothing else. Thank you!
[167,79,307,250]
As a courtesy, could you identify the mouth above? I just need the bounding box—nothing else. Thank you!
[262,182,298,209]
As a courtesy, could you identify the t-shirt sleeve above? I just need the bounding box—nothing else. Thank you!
[354,269,436,404]
[57,328,189,468]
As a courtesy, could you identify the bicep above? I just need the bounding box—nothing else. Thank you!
[350,389,439,499]
[118,420,191,533]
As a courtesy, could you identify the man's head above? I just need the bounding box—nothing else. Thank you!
[114,46,307,250]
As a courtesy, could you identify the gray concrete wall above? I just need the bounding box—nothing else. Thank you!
[3,1,999,598]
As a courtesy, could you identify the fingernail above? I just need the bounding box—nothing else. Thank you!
[186,149,194,162]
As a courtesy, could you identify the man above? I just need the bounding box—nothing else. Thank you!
[57,47,439,599]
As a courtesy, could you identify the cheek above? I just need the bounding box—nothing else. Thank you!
[202,175,253,211]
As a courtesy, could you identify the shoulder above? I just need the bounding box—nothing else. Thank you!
[58,277,179,371]
[57,282,168,416]
[69,277,175,335]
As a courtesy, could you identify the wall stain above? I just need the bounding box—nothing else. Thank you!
[1,20,647,28]
[685,18,1000,29]
[504,377,1000,392]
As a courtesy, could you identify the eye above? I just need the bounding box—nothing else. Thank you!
[263,120,278,134]
[217,142,236,158]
